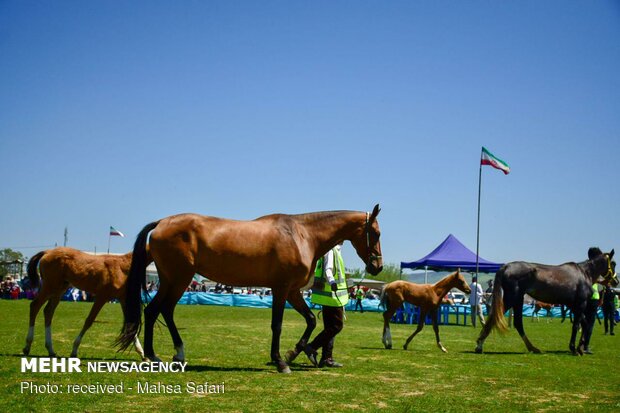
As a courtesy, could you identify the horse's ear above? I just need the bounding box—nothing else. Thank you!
[610,249,615,259]
[370,204,381,222]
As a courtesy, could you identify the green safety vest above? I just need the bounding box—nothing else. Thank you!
[591,283,601,300]
[311,248,349,307]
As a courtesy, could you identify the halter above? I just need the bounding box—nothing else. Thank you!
[604,255,614,280]
[365,212,382,265]
[603,255,617,284]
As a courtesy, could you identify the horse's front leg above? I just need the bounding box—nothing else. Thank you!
[284,289,316,364]
[570,306,586,355]
[270,289,291,373]
[431,309,447,353]
[404,310,426,350]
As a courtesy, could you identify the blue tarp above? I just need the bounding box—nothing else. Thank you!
[142,291,385,312]
[401,234,503,273]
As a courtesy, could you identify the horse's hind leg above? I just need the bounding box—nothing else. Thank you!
[430,309,447,353]
[143,289,165,362]
[403,310,427,350]
[284,290,316,363]
[23,288,51,355]
[160,284,189,363]
[513,300,541,353]
[71,296,107,358]
[43,291,64,357]
[475,319,494,353]
[476,293,515,353]
[382,304,398,349]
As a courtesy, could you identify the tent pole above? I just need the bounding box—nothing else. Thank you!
[425,265,428,284]
[475,150,482,281]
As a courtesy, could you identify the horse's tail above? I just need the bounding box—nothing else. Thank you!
[379,284,390,310]
[116,220,160,352]
[489,268,509,333]
[26,251,46,289]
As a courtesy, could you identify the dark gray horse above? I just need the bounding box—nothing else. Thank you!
[475,248,615,355]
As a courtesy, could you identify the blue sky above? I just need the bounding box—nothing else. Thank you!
[1,1,618,271]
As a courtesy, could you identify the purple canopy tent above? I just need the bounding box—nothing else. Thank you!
[400,234,503,276]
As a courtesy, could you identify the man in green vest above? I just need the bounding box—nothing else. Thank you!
[354,285,365,313]
[304,243,349,368]
[582,282,603,354]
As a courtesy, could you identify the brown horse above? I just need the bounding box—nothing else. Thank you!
[23,247,146,359]
[379,270,471,352]
[531,300,554,322]
[475,248,615,355]
[117,206,383,373]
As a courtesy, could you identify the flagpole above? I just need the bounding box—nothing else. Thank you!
[107,231,111,254]
[475,148,483,282]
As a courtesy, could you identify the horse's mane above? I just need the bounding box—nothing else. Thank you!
[291,210,358,223]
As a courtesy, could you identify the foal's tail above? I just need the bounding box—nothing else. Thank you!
[379,284,390,311]
[116,220,160,352]
[488,268,509,333]
[26,251,46,289]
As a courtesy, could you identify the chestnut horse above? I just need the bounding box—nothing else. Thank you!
[23,247,146,359]
[380,270,471,352]
[475,248,615,355]
[117,205,383,373]
[531,300,554,322]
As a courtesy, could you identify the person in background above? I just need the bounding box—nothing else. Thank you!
[602,262,617,336]
[469,277,486,328]
[484,279,494,315]
[582,281,604,354]
[354,285,365,313]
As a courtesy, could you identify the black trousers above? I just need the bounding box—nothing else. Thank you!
[308,305,344,360]
[603,304,615,333]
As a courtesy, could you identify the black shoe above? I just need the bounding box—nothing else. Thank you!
[303,345,318,367]
[318,358,343,368]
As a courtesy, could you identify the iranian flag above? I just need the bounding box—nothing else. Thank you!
[481,147,510,175]
[109,226,125,237]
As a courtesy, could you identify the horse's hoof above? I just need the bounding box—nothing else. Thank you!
[530,348,542,354]
[440,347,448,353]
[48,352,58,358]
[22,347,30,356]
[474,346,483,354]
[284,349,298,363]
[385,344,392,350]
[277,362,291,374]
[172,355,185,363]
[70,352,78,358]
[146,355,162,362]
[403,345,408,350]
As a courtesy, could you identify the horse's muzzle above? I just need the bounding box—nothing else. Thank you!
[366,264,383,276]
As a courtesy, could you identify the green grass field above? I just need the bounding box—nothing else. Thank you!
[1,300,618,412]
